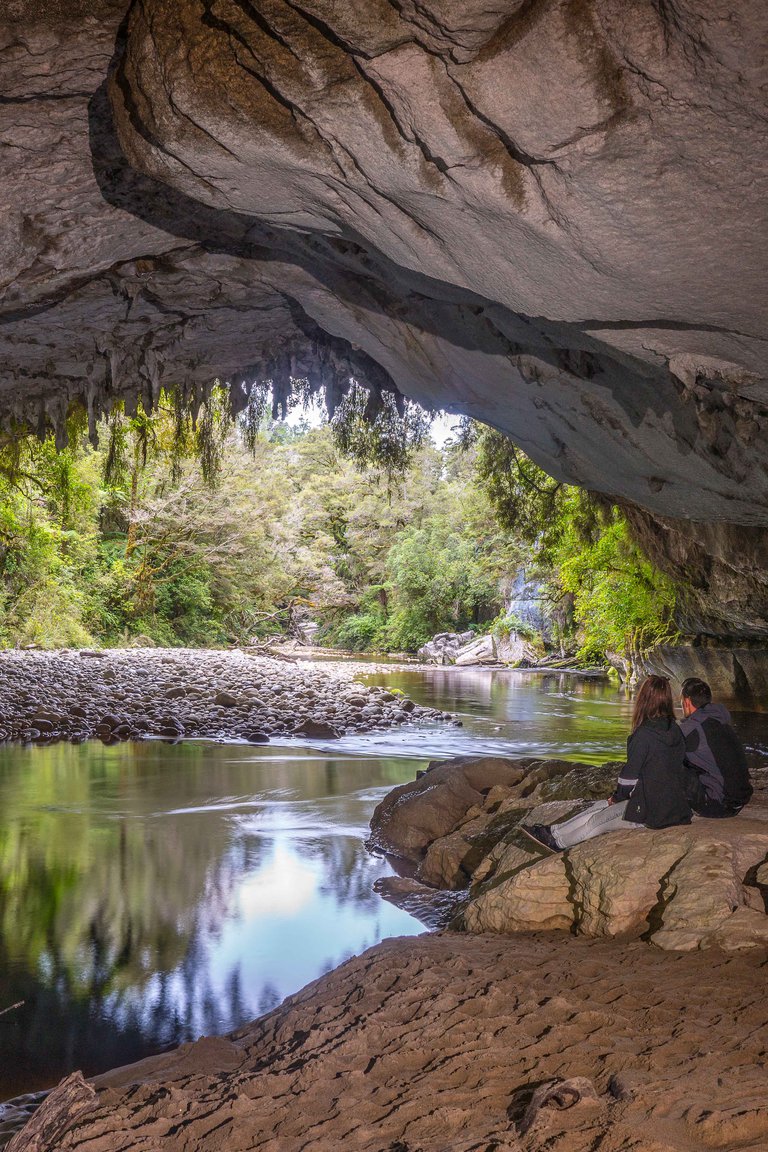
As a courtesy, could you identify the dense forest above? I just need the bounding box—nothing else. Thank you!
[0,388,678,667]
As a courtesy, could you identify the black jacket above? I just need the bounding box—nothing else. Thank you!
[679,703,752,809]
[614,718,692,829]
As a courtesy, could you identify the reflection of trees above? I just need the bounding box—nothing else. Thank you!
[316,835,382,913]
[0,740,420,1096]
[0,743,256,1093]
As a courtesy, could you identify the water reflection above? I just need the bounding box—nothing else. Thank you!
[1,668,764,1101]
[354,667,635,764]
[0,742,421,1097]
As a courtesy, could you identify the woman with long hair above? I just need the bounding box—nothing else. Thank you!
[525,675,692,852]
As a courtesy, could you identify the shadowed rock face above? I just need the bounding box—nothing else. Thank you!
[1,2,767,630]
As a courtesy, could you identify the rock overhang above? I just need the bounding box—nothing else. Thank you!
[1,3,767,529]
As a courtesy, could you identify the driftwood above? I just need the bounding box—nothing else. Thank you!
[6,1072,96,1152]
[236,642,299,662]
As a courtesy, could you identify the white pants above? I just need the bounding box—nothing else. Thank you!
[551,799,643,849]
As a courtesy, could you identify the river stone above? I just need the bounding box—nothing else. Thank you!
[292,720,340,739]
[0,650,447,746]
[32,710,64,725]
[244,731,270,744]
[97,714,122,730]
[213,691,239,707]
[31,720,57,735]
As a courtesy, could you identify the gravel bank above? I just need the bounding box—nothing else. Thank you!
[0,649,455,744]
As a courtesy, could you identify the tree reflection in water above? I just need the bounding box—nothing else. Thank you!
[0,741,421,1097]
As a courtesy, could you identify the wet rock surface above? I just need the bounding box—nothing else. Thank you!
[369,754,768,950]
[0,649,451,745]
[5,932,768,1151]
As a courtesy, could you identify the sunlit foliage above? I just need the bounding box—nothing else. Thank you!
[0,390,680,665]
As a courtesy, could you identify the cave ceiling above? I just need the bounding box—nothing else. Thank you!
[0,0,767,532]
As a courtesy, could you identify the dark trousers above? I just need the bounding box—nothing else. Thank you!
[685,771,742,818]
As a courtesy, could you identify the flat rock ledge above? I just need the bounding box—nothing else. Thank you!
[368,755,768,951]
[0,649,452,745]
[5,933,768,1151]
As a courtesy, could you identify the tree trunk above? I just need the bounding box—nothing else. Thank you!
[125,444,140,558]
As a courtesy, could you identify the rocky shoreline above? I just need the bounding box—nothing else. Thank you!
[0,649,456,745]
[4,753,768,1149]
[369,754,768,951]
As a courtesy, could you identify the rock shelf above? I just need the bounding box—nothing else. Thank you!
[369,754,768,951]
[0,649,454,745]
[5,933,768,1151]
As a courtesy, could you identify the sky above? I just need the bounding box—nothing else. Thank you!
[283,396,459,448]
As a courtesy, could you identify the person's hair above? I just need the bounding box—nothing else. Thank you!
[631,675,675,732]
[680,677,712,709]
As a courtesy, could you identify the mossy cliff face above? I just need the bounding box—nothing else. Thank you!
[1,2,767,635]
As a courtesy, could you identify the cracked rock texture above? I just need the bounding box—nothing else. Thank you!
[370,754,768,950]
[7,932,768,1151]
[1,2,768,639]
[462,812,768,950]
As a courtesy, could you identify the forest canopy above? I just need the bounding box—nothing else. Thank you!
[0,390,677,666]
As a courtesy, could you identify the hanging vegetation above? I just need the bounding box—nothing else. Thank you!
[0,384,681,668]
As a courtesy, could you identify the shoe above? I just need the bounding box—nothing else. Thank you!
[521,823,562,853]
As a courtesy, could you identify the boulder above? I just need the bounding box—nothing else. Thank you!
[464,853,574,933]
[417,631,475,664]
[495,634,541,667]
[454,634,497,666]
[370,754,768,950]
[461,812,768,951]
[368,756,531,861]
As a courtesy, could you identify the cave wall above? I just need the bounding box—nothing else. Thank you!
[0,0,767,640]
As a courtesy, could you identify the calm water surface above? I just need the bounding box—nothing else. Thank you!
[0,666,764,1099]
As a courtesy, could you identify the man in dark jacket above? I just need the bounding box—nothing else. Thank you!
[679,678,752,817]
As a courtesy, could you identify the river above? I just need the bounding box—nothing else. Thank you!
[0,664,764,1102]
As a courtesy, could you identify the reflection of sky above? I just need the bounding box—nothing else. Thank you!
[98,796,422,1045]
[8,671,759,1095]
[205,834,417,1019]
